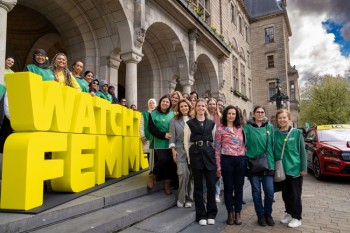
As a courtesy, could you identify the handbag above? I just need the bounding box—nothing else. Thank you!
[274,128,293,182]
[248,127,269,173]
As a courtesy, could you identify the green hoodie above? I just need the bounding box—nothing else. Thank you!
[244,120,275,170]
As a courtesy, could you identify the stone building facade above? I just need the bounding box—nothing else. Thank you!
[1,0,299,124]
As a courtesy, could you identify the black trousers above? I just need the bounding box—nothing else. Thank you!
[153,149,177,181]
[192,168,218,221]
[282,175,303,220]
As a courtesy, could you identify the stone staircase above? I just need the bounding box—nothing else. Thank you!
[0,171,252,233]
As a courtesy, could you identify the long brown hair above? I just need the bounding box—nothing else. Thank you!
[50,53,73,87]
[174,98,192,120]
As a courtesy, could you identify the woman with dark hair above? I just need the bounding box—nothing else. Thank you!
[169,98,193,208]
[215,105,246,225]
[73,62,89,93]
[148,95,176,194]
[5,56,15,75]
[49,53,81,92]
[184,98,217,226]
[108,85,119,104]
[89,78,99,96]
[26,49,55,81]
[244,106,275,227]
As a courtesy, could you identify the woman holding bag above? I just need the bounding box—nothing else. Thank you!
[274,109,307,228]
[244,106,275,226]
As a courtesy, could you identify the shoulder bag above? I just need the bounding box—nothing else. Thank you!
[274,128,293,182]
[248,127,269,173]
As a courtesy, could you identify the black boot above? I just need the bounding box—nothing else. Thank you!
[258,214,267,226]
[265,214,275,226]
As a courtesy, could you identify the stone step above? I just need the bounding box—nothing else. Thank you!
[0,171,162,233]
[119,205,196,233]
[31,192,176,233]
[119,179,252,233]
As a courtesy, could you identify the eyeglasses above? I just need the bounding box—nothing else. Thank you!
[255,111,265,114]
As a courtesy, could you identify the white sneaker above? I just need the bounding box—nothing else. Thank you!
[280,213,292,224]
[288,218,302,228]
[199,219,207,226]
[215,194,220,203]
[207,219,215,225]
[176,201,184,208]
[184,202,192,208]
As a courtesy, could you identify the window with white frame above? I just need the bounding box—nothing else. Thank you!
[191,0,211,24]
[245,25,249,42]
[247,51,251,69]
[239,16,242,34]
[230,2,236,24]
[265,27,274,43]
[232,55,239,91]
[240,63,246,95]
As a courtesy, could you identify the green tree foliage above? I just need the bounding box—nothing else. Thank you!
[300,75,350,126]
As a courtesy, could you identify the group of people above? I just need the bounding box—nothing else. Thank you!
[3,50,137,110]
[0,50,139,153]
[140,91,307,228]
[4,51,307,228]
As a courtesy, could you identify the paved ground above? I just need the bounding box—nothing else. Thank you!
[220,174,350,233]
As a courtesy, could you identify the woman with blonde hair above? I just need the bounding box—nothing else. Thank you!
[274,109,307,228]
[170,91,183,114]
[49,53,81,92]
[184,98,217,226]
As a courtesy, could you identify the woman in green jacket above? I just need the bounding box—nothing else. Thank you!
[244,106,275,226]
[148,95,176,194]
[274,109,307,228]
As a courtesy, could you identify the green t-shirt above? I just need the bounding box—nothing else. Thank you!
[274,128,307,176]
[75,77,89,93]
[26,64,55,81]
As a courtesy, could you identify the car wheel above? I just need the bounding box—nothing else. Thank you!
[313,156,323,180]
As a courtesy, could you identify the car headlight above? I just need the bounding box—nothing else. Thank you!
[320,149,341,156]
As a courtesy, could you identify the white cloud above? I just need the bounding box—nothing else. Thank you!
[288,2,350,85]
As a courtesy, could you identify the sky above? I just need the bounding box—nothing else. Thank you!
[287,0,350,85]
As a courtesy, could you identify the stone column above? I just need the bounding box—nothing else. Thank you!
[108,56,122,96]
[120,51,143,106]
[218,55,227,90]
[188,29,200,92]
[179,77,194,94]
[0,0,17,85]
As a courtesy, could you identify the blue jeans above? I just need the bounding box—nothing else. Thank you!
[249,175,274,216]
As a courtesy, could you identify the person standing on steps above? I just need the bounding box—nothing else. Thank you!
[148,95,176,195]
[215,105,246,225]
[184,98,217,226]
[169,98,194,208]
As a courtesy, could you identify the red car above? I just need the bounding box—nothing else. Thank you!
[305,124,350,179]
